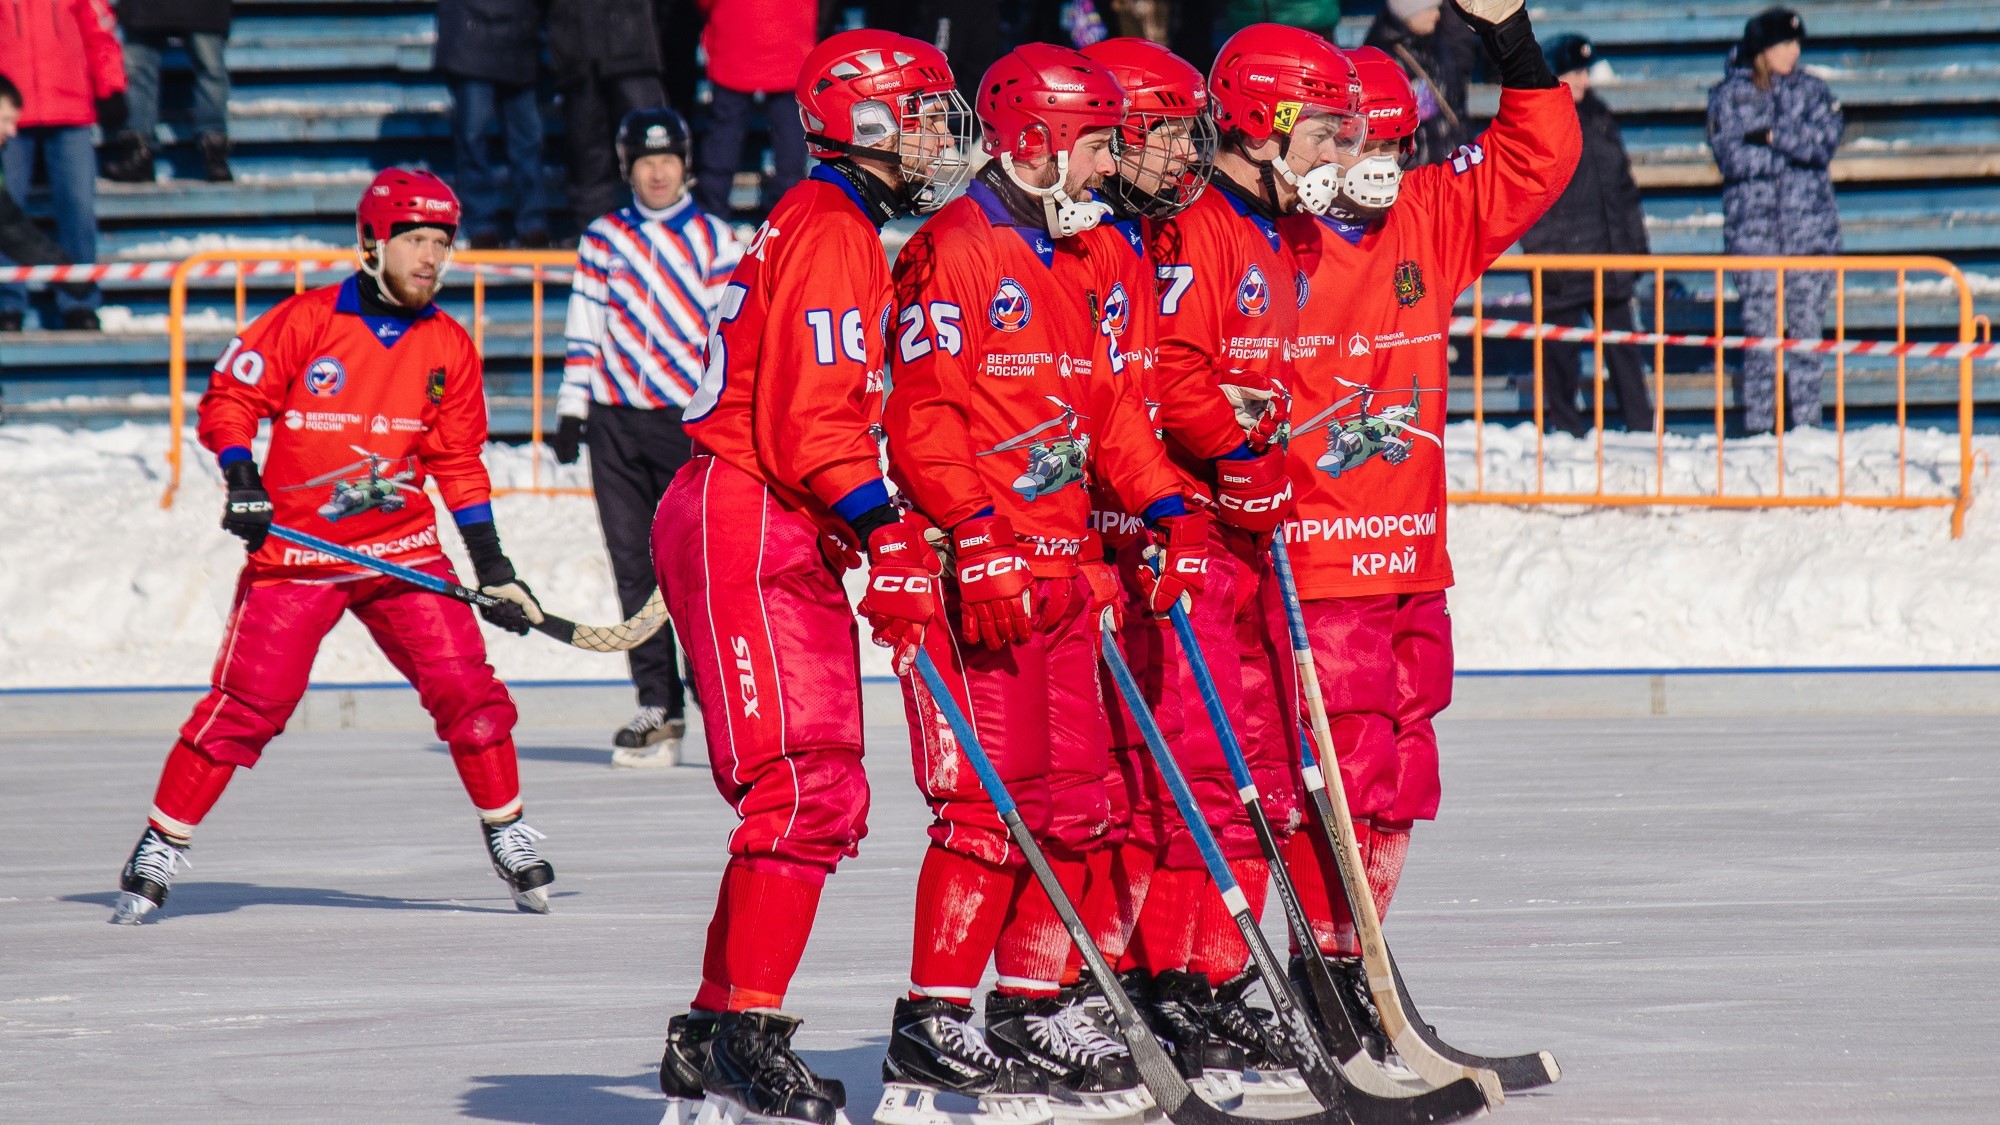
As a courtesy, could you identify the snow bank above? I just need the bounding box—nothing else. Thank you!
[0,422,1994,689]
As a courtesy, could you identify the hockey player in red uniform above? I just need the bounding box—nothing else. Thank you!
[110,170,555,925]
[875,43,1208,1125]
[1276,0,1580,1050]
[1071,34,1310,1091]
[1074,25,1367,1084]
[647,29,975,1125]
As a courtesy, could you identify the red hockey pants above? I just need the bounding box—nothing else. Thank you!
[654,455,870,877]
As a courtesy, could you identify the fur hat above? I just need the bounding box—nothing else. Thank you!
[1542,33,1594,78]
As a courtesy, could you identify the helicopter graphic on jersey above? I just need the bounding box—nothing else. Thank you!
[282,446,424,522]
[1291,375,1443,479]
[977,395,1090,502]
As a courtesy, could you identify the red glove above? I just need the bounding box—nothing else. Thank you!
[1079,558,1124,632]
[857,514,943,676]
[1135,510,1211,617]
[952,514,1034,648]
[1213,449,1296,535]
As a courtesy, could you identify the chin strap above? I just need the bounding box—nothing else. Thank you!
[1000,152,1112,238]
[357,240,452,308]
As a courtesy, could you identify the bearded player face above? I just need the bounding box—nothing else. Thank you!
[379,226,452,307]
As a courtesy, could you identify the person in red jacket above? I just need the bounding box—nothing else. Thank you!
[691,0,816,217]
[109,170,556,926]
[0,0,124,329]
[648,30,973,1125]
[875,42,1209,1124]
[1277,0,1580,1050]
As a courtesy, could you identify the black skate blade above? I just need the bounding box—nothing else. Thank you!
[1385,952,1559,1092]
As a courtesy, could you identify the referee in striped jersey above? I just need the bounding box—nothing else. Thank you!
[556,107,744,765]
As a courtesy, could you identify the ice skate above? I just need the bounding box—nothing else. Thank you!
[1128,969,1245,1108]
[1313,956,1421,1083]
[695,1009,849,1125]
[874,996,1052,1125]
[482,817,555,913]
[1199,972,1308,1106]
[614,707,685,768]
[984,992,1150,1124]
[659,1011,723,1125]
[110,826,190,925]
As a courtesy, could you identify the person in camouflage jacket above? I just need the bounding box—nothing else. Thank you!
[1707,7,1843,433]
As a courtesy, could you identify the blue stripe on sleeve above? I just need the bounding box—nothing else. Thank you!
[452,502,495,527]
[1142,496,1188,525]
[1217,442,1257,460]
[217,445,252,468]
[832,480,891,524]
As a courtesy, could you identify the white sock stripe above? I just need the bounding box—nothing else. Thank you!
[994,975,1061,992]
[910,984,975,1002]
[147,808,197,840]
[477,798,524,823]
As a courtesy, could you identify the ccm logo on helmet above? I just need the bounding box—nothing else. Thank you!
[959,556,1027,583]
[871,574,935,594]
[1368,107,1404,118]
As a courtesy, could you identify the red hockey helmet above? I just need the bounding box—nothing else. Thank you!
[1208,23,1361,143]
[977,42,1127,164]
[795,29,972,211]
[1080,37,1216,220]
[357,168,460,248]
[1345,46,1419,146]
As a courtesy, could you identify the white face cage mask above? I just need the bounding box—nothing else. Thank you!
[1266,108,1369,216]
[1002,149,1116,238]
[855,90,977,213]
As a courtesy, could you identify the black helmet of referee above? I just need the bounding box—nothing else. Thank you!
[616,107,693,180]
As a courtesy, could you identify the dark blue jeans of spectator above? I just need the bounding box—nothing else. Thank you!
[451,79,549,241]
[694,86,806,218]
[0,127,100,317]
[124,30,232,137]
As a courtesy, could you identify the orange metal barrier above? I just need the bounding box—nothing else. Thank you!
[1459,254,1978,537]
[161,248,575,506]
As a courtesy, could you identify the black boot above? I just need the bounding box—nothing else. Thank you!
[1317,955,1391,1062]
[197,132,233,182]
[99,129,156,183]
[984,990,1148,1118]
[702,1010,841,1125]
[111,825,190,924]
[876,996,1049,1125]
[1132,969,1243,1081]
[659,1009,721,1124]
[481,816,555,914]
[1198,971,1299,1075]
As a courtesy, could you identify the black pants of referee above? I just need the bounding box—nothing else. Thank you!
[587,401,690,718]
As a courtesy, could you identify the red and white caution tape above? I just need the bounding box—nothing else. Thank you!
[1451,315,2000,361]
[0,260,571,283]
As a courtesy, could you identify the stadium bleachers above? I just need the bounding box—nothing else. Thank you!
[2,0,1995,431]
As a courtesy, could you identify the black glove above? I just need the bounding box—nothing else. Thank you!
[96,92,129,132]
[1449,0,1557,89]
[460,519,544,635]
[221,460,272,553]
[1744,128,1772,147]
[552,415,584,465]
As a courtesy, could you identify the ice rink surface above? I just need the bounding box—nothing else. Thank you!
[5,710,1998,1123]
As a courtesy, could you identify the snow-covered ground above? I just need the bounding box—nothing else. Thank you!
[0,421,1994,688]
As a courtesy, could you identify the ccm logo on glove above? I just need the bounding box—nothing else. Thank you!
[959,556,1027,584]
[870,573,935,594]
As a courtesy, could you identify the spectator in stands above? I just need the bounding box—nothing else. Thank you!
[1708,7,1843,434]
[548,0,667,230]
[0,75,95,345]
[1221,0,1338,37]
[435,0,550,249]
[690,0,814,219]
[555,107,741,765]
[0,0,123,331]
[1521,33,1653,436]
[100,0,234,184]
[1365,0,1477,168]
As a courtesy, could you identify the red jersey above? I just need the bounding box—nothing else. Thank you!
[197,275,491,581]
[681,167,894,537]
[1085,216,1173,549]
[1149,182,1305,493]
[1283,87,1580,598]
[884,182,1182,577]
